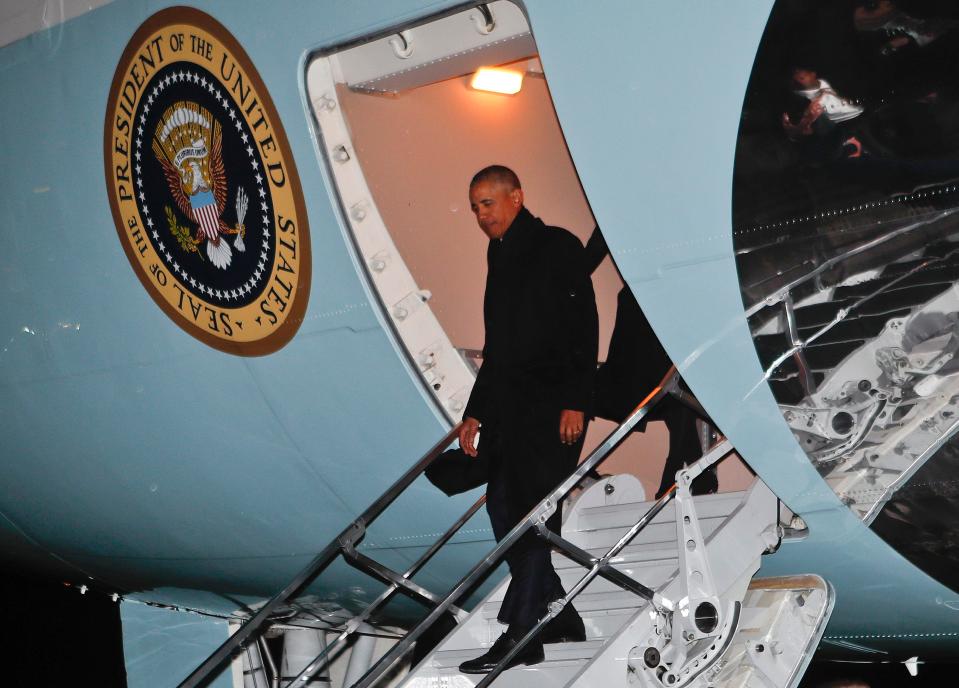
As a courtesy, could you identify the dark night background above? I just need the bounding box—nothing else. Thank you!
[1,567,126,686]
[7,2,959,688]
[0,562,955,688]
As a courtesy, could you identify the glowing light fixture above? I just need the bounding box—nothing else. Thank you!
[470,66,523,95]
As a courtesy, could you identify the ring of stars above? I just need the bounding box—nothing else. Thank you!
[132,66,273,305]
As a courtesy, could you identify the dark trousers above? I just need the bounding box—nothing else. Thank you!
[653,396,716,498]
[481,411,586,630]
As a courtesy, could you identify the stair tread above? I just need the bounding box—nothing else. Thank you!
[572,490,745,516]
[569,492,745,526]
[428,640,605,669]
[567,517,726,542]
[553,540,680,563]
[480,589,648,617]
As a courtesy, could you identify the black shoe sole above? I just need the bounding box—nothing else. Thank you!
[459,650,545,674]
[541,633,586,644]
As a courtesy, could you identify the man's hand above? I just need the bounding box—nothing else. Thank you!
[884,35,910,53]
[459,417,481,457]
[559,409,585,445]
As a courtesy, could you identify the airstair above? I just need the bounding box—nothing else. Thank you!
[180,370,834,688]
[400,474,830,688]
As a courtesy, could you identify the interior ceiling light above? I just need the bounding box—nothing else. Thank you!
[470,66,523,94]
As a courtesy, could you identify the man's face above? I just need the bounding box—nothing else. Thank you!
[792,69,819,90]
[469,180,523,240]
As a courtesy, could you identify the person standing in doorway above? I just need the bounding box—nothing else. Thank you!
[584,227,719,498]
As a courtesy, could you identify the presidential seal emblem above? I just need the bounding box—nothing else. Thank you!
[104,7,310,355]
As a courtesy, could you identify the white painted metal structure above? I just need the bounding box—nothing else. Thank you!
[220,467,833,688]
[333,1,534,95]
[304,0,540,422]
[308,52,476,422]
[399,476,833,688]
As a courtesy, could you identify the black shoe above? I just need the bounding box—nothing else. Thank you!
[458,632,545,674]
[691,468,719,496]
[541,605,586,643]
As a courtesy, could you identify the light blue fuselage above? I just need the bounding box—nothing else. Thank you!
[1,0,957,666]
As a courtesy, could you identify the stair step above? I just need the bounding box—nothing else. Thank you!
[419,640,604,687]
[408,663,585,688]
[479,589,645,619]
[429,641,603,688]
[477,601,644,643]
[478,560,679,642]
[565,518,721,551]
[558,558,677,594]
[553,541,680,569]
[471,548,679,602]
[427,640,605,670]
[567,491,746,536]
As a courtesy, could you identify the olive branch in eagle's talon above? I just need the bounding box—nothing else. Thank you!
[165,205,204,260]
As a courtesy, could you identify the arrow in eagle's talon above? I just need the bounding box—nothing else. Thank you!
[234,223,246,252]
[234,187,248,252]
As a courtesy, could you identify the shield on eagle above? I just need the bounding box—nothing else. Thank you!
[151,102,245,269]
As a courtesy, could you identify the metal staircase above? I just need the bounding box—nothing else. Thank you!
[399,465,832,688]
[180,370,834,688]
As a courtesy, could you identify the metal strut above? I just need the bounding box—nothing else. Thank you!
[642,441,742,687]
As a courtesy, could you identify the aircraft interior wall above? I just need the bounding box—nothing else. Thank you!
[331,50,753,494]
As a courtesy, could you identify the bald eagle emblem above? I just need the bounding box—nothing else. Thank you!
[152,102,247,269]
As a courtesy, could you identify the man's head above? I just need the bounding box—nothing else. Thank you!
[469,165,524,240]
[791,67,820,90]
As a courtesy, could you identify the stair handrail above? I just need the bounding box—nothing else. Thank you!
[743,205,959,318]
[184,364,705,688]
[346,366,688,688]
[178,422,464,688]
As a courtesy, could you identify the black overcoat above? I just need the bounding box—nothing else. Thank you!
[464,207,598,542]
[465,207,597,423]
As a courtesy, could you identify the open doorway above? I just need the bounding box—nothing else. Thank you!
[305,1,751,495]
